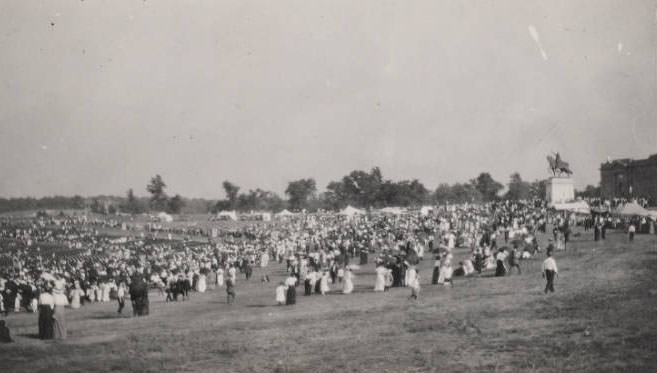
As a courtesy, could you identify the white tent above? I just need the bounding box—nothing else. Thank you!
[276,209,295,217]
[157,212,173,222]
[420,206,434,216]
[216,210,238,221]
[379,207,405,215]
[551,201,591,214]
[338,205,365,217]
[646,209,657,220]
[614,202,650,217]
[261,212,271,222]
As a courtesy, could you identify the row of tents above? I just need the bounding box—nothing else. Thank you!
[551,200,657,219]
[174,202,657,223]
[213,205,411,221]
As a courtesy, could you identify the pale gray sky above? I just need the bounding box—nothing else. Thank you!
[1,0,655,198]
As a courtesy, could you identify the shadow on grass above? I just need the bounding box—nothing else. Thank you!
[17,332,41,339]
[244,304,275,308]
[88,314,130,320]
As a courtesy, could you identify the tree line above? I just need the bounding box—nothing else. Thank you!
[1,167,602,215]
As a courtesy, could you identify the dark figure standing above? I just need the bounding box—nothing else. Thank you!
[0,320,12,343]
[509,247,521,275]
[226,279,236,304]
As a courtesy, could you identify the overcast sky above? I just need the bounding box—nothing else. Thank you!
[1,0,655,199]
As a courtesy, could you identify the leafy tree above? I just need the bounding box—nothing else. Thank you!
[576,184,601,199]
[433,183,453,204]
[471,172,503,202]
[121,188,142,214]
[71,195,85,209]
[505,172,531,201]
[529,179,548,200]
[450,183,482,203]
[285,179,317,210]
[222,181,240,208]
[324,167,384,208]
[90,199,105,214]
[146,175,168,211]
[378,179,428,207]
[166,194,185,214]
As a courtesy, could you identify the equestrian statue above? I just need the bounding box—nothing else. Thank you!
[546,152,573,177]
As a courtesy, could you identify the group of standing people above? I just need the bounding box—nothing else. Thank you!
[37,279,68,340]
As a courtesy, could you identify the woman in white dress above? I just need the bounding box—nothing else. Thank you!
[69,281,83,309]
[342,268,354,294]
[216,268,224,287]
[88,283,97,302]
[406,267,418,290]
[438,255,454,285]
[275,282,286,305]
[319,271,330,295]
[52,281,69,340]
[95,282,103,302]
[196,273,207,293]
[374,265,386,292]
[260,251,269,268]
[102,281,111,303]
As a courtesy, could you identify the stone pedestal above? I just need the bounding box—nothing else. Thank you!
[546,177,575,204]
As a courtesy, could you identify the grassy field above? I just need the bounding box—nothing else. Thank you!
[1,227,656,372]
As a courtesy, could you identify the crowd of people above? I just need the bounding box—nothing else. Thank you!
[1,199,652,342]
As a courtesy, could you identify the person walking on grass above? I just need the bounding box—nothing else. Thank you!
[628,223,636,243]
[225,278,236,304]
[275,282,286,305]
[509,246,521,275]
[116,281,126,314]
[408,268,420,300]
[542,250,558,294]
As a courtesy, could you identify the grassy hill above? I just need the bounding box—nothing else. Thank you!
[1,228,656,372]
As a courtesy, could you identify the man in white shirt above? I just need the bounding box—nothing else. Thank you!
[628,223,636,242]
[542,251,558,294]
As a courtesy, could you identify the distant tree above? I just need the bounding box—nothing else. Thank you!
[576,184,601,199]
[529,179,548,200]
[107,204,117,215]
[285,178,317,210]
[222,181,240,209]
[471,173,503,202]
[90,199,105,214]
[451,183,482,203]
[433,183,453,204]
[377,179,428,207]
[505,172,531,201]
[323,167,384,208]
[71,195,85,209]
[166,194,185,214]
[120,188,142,214]
[147,175,168,211]
[319,188,342,210]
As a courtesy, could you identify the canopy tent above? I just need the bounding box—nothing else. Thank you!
[646,209,657,220]
[614,202,650,217]
[276,209,295,217]
[338,205,366,217]
[591,206,610,214]
[420,206,434,216]
[379,207,406,215]
[216,210,238,221]
[550,201,591,214]
[157,212,173,223]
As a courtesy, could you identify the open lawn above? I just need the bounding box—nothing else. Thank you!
[1,228,656,372]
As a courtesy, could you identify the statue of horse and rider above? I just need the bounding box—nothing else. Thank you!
[546,152,573,177]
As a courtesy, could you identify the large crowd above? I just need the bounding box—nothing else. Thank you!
[0,199,652,341]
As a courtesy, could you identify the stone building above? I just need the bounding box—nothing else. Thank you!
[600,154,657,201]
